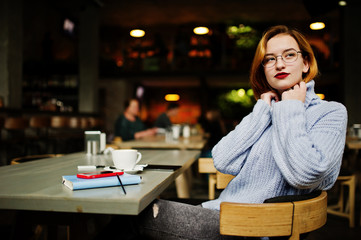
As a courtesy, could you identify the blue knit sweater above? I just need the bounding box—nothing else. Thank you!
[202,80,347,210]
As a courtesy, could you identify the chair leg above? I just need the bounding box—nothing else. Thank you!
[208,174,216,200]
[328,176,356,228]
[348,177,356,228]
[339,184,345,211]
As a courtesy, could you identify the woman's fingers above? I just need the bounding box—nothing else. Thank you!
[282,82,306,102]
[261,91,279,106]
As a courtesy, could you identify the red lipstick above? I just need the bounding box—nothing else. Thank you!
[274,72,290,79]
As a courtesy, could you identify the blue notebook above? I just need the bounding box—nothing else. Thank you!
[62,173,142,190]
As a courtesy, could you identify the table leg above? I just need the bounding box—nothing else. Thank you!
[175,172,190,198]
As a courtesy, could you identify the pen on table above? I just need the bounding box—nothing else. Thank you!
[116,174,127,195]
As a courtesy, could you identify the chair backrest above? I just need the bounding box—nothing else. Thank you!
[80,117,89,129]
[198,159,235,188]
[29,116,50,128]
[68,117,81,129]
[4,117,29,130]
[198,158,217,173]
[220,191,327,240]
[50,116,68,128]
[11,154,63,165]
[216,171,235,189]
[3,117,29,140]
[88,117,103,130]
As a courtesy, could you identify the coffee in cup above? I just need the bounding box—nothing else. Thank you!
[112,149,142,170]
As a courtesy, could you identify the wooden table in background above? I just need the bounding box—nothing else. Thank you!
[114,134,208,150]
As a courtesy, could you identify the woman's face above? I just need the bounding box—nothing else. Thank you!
[263,34,309,94]
[127,100,139,116]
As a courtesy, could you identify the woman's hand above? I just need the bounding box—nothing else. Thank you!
[260,91,279,106]
[134,128,157,139]
[282,81,307,103]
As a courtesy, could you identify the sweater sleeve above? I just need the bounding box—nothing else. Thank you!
[212,100,272,175]
[271,100,347,189]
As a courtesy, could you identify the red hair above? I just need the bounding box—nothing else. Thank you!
[250,25,318,99]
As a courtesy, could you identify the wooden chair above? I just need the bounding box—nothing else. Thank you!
[50,116,69,129]
[198,158,217,199]
[327,172,356,228]
[28,116,51,154]
[10,154,65,239]
[3,117,29,163]
[29,116,50,129]
[216,171,235,189]
[220,191,327,240]
[48,116,70,153]
[88,117,103,130]
[3,117,29,138]
[198,158,236,199]
[11,154,63,165]
[80,117,90,130]
[215,168,327,239]
[67,117,87,153]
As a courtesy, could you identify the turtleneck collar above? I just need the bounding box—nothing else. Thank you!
[304,80,320,108]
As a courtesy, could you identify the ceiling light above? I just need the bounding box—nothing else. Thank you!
[338,1,347,6]
[165,94,180,101]
[193,27,209,35]
[310,22,325,30]
[316,93,325,100]
[130,29,145,37]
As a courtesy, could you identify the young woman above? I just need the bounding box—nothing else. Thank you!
[202,25,347,210]
[102,25,347,239]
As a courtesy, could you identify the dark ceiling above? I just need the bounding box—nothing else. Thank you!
[100,0,311,27]
[51,0,341,29]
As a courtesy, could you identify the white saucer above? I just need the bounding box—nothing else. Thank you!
[104,164,147,174]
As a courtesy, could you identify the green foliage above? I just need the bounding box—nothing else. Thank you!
[217,88,255,120]
[227,24,260,49]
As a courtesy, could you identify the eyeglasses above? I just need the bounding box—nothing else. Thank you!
[262,49,302,68]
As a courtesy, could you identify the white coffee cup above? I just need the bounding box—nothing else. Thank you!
[112,149,142,170]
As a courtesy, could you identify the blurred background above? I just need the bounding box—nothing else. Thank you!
[1,0,360,163]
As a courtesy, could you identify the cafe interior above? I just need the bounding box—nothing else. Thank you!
[1,0,361,239]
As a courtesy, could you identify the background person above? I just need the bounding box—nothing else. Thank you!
[198,109,227,157]
[114,98,157,141]
[154,102,180,129]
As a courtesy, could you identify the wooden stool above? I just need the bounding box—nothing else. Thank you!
[327,172,356,228]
